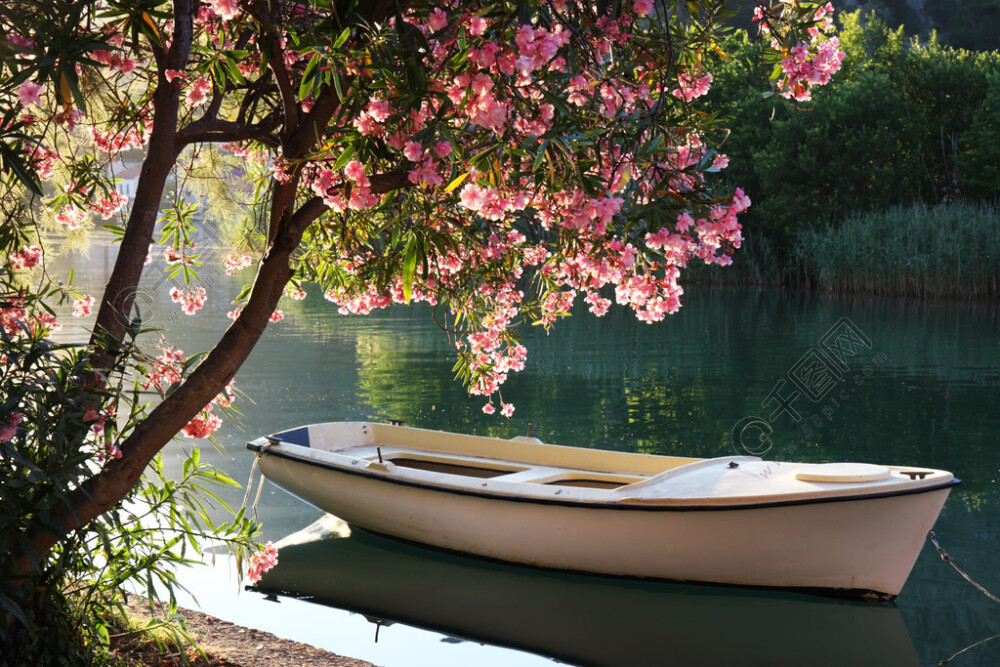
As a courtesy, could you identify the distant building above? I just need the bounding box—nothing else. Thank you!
[111,164,143,201]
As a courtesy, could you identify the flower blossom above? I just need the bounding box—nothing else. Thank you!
[55,205,88,230]
[186,77,212,107]
[16,81,43,107]
[73,295,95,317]
[88,192,129,219]
[181,407,222,438]
[210,0,241,21]
[633,0,654,15]
[143,347,185,393]
[672,71,712,102]
[170,286,207,315]
[11,246,42,271]
[247,542,279,584]
[224,252,254,275]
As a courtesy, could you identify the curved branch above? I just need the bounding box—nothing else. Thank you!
[88,0,194,374]
[174,115,282,151]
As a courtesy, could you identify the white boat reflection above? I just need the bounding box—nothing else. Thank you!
[252,516,920,667]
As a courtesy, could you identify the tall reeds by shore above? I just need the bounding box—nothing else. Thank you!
[684,201,1000,300]
[793,201,1000,299]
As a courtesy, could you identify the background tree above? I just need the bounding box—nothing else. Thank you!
[0,0,840,660]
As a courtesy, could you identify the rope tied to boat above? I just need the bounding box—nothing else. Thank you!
[241,451,267,525]
[928,530,1000,604]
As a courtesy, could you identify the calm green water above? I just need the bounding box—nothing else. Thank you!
[60,242,1000,666]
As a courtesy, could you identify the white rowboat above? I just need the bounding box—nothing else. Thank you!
[247,421,958,599]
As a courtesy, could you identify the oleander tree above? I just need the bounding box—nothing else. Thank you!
[0,0,842,659]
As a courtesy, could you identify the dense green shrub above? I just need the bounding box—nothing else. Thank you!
[700,11,1000,294]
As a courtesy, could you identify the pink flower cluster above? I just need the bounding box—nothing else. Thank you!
[246,542,279,584]
[672,71,713,103]
[306,159,378,212]
[186,77,213,107]
[55,205,88,230]
[142,347,185,393]
[92,32,138,74]
[283,284,307,300]
[1,297,59,338]
[223,252,254,275]
[16,81,43,107]
[181,407,223,438]
[170,286,207,314]
[73,295,95,317]
[10,245,42,271]
[29,146,58,180]
[141,346,230,439]
[209,0,241,21]
[778,37,845,101]
[88,192,129,219]
[92,124,151,153]
[755,1,844,101]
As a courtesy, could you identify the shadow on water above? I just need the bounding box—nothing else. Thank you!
[253,517,919,667]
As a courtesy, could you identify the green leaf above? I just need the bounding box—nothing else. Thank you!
[333,27,351,49]
[0,144,42,196]
[401,235,418,304]
[332,143,356,172]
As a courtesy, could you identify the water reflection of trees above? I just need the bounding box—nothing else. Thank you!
[345,289,999,496]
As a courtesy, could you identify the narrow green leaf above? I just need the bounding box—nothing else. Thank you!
[332,143,356,172]
[333,27,351,49]
[401,235,417,304]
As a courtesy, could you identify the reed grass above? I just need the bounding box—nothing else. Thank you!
[793,201,1000,299]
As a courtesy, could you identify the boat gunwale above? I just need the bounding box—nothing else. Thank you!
[249,441,961,512]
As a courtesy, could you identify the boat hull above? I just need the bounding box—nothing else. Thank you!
[256,450,952,598]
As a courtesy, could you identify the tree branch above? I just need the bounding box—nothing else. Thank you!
[174,115,282,151]
[88,0,194,374]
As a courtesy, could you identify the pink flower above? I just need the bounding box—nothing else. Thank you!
[73,295,95,317]
[427,8,448,32]
[468,16,488,36]
[186,77,212,107]
[83,408,107,434]
[182,408,223,439]
[54,205,87,230]
[672,71,712,102]
[435,141,452,157]
[210,0,241,21]
[0,412,22,443]
[224,253,253,275]
[343,160,369,186]
[247,542,279,584]
[269,309,284,322]
[482,402,495,415]
[16,81,43,107]
[633,0,654,15]
[403,140,424,162]
[500,402,515,418]
[87,192,128,219]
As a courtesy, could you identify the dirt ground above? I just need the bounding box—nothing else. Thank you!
[114,601,378,667]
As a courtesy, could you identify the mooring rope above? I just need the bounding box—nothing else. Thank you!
[928,530,1000,604]
[241,453,261,512]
